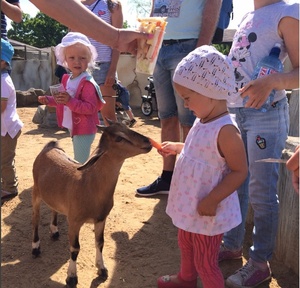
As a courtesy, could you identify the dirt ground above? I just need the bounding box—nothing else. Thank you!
[1,107,299,288]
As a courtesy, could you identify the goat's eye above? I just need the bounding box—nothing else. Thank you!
[115,136,123,142]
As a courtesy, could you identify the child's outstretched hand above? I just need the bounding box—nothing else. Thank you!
[38,96,49,105]
[148,138,178,156]
[160,142,179,157]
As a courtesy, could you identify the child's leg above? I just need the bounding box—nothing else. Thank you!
[157,229,197,288]
[72,134,95,164]
[193,233,224,288]
[1,131,21,192]
[178,229,198,281]
[125,108,135,121]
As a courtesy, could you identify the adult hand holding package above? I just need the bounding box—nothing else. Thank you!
[136,17,167,74]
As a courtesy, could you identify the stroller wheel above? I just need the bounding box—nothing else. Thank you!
[141,101,153,116]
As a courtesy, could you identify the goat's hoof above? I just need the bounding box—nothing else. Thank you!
[32,247,41,258]
[51,231,60,240]
[66,276,78,287]
[97,268,108,280]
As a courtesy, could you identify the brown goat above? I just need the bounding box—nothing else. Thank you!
[31,122,152,287]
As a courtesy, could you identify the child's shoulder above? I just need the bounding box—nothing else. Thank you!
[1,71,14,88]
[81,74,99,89]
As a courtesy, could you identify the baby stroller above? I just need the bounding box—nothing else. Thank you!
[141,76,158,116]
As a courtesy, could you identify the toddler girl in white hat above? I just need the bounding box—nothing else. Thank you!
[38,32,105,163]
[156,45,248,288]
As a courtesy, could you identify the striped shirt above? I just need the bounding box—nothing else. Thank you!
[1,0,20,40]
[84,0,114,62]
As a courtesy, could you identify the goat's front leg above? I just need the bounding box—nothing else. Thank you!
[32,189,41,258]
[94,220,108,280]
[66,222,81,288]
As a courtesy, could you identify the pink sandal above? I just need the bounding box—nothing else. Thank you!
[157,274,197,288]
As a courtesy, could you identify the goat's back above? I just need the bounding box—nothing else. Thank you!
[32,141,82,214]
[33,141,80,177]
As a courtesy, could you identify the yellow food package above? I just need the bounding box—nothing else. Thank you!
[136,17,167,74]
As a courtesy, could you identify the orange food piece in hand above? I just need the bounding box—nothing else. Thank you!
[149,138,162,150]
[149,138,177,155]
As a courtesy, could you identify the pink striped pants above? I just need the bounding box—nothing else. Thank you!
[178,228,224,288]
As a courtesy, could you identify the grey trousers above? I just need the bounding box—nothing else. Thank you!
[1,130,21,192]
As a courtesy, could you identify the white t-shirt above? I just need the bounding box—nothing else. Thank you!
[1,71,23,138]
[152,0,205,40]
[227,1,299,107]
[62,72,88,130]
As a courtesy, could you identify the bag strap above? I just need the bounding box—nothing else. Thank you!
[91,0,101,12]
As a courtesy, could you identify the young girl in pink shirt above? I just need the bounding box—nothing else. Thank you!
[38,32,105,163]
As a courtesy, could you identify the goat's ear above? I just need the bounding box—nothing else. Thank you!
[97,125,105,133]
[105,118,115,126]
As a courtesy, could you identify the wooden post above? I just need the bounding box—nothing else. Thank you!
[275,137,299,274]
[288,90,299,137]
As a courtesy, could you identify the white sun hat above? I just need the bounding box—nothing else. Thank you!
[173,45,236,100]
[55,32,98,68]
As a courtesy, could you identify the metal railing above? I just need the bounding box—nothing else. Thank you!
[8,39,51,61]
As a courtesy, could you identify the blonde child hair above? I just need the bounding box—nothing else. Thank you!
[55,32,98,71]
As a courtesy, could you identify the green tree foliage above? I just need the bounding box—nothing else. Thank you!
[123,20,129,28]
[127,0,151,19]
[7,12,68,48]
[213,44,231,55]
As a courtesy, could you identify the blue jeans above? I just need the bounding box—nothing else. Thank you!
[223,98,289,263]
[93,62,117,85]
[153,39,197,126]
[117,89,130,110]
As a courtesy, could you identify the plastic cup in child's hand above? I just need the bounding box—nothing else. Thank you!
[50,83,65,103]
[50,83,65,96]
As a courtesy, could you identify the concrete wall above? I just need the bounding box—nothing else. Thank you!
[11,59,52,92]
[115,54,150,108]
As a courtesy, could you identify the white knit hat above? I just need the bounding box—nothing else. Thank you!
[173,45,235,100]
[55,32,98,68]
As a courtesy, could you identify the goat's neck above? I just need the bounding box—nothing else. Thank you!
[84,152,125,189]
[74,153,125,213]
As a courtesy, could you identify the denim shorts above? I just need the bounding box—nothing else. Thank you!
[92,62,117,85]
[153,39,197,126]
[117,89,130,110]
